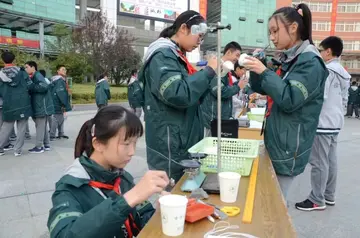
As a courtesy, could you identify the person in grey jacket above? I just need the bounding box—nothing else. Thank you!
[296,36,351,211]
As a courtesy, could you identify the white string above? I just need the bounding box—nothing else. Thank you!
[204,221,259,238]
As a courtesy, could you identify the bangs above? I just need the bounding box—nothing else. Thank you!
[123,109,144,140]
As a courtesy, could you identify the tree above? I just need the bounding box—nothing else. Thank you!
[73,11,141,84]
[0,46,50,70]
[46,24,92,83]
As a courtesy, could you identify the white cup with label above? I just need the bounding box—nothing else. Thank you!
[218,172,241,203]
[159,194,188,237]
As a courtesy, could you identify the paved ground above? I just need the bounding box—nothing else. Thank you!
[0,108,359,238]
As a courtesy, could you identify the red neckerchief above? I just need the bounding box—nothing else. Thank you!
[89,177,139,238]
[265,67,282,118]
[228,72,233,86]
[4,63,15,67]
[177,50,197,75]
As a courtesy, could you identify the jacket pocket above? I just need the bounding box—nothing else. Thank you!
[285,123,301,157]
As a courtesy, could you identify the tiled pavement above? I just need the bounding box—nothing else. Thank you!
[0,109,359,238]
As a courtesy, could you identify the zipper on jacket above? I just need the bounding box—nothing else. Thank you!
[291,124,301,173]
[167,126,172,178]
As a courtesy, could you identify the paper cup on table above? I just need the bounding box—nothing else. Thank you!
[218,172,241,203]
[159,194,188,237]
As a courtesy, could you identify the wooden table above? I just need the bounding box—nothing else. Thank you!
[138,129,296,238]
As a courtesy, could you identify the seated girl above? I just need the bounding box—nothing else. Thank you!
[47,105,169,238]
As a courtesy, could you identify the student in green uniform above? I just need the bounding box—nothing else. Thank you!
[0,51,33,157]
[50,65,71,140]
[244,3,328,199]
[47,105,169,238]
[25,61,55,153]
[95,73,111,110]
[139,10,218,182]
[201,41,242,136]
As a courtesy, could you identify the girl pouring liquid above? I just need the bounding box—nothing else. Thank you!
[243,4,328,200]
[47,105,170,238]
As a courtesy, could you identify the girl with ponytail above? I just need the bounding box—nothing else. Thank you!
[139,10,219,182]
[48,105,169,237]
[243,4,329,200]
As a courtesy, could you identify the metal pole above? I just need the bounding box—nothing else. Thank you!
[216,22,222,173]
[39,21,44,59]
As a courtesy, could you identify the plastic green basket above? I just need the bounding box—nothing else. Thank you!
[247,112,265,123]
[188,137,260,176]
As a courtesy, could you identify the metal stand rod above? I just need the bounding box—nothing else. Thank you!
[216,22,222,173]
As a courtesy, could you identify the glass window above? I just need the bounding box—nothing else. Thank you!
[356,23,360,32]
[343,41,353,51]
[336,23,344,32]
[345,24,354,32]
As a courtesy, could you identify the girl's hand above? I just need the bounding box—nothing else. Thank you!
[238,78,248,90]
[124,171,169,208]
[243,57,267,75]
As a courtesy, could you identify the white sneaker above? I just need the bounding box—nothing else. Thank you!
[14,152,22,157]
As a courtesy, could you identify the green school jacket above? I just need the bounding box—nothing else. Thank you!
[51,76,71,114]
[250,41,328,176]
[95,79,111,106]
[201,74,240,129]
[47,156,155,238]
[139,47,216,181]
[30,71,55,117]
[0,66,33,121]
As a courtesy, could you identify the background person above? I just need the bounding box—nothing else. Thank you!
[201,41,243,136]
[25,61,55,153]
[39,69,53,131]
[345,81,359,118]
[95,73,111,110]
[296,36,351,211]
[244,4,328,199]
[50,65,72,140]
[127,69,142,118]
[0,52,33,157]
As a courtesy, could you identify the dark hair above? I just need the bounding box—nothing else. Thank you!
[39,69,46,77]
[131,69,137,75]
[1,51,15,64]
[25,61,38,71]
[352,81,357,86]
[320,36,343,57]
[97,72,108,81]
[159,10,205,38]
[270,3,313,44]
[234,61,244,70]
[56,64,65,71]
[74,105,143,158]
[224,41,242,55]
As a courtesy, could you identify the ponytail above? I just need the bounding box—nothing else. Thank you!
[270,3,313,45]
[74,119,94,158]
[296,3,313,44]
[159,25,176,38]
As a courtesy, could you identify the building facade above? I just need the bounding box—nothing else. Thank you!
[279,0,360,79]
[0,0,201,61]
[203,0,276,53]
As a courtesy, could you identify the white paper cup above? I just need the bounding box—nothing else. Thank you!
[238,53,250,66]
[159,194,188,237]
[218,172,241,203]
